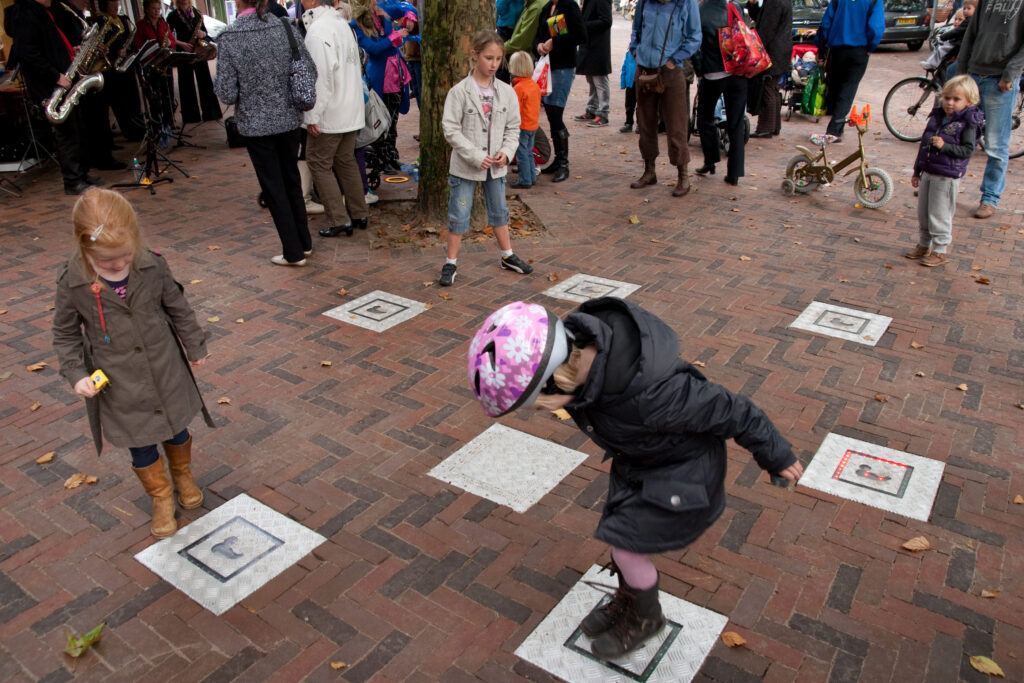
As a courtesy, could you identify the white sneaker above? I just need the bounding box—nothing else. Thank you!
[364,191,379,205]
[305,200,325,215]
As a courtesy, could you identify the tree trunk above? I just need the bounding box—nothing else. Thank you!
[418,0,496,221]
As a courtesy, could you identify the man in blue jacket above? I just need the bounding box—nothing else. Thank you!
[815,0,885,140]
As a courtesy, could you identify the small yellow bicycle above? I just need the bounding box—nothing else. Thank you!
[781,105,893,209]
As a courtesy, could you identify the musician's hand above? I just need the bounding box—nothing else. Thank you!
[58,75,73,89]
[181,43,195,52]
[198,29,206,39]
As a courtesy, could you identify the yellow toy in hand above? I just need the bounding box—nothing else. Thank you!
[90,369,109,391]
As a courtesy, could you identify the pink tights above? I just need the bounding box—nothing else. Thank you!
[611,546,658,590]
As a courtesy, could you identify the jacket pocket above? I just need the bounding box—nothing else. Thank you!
[640,474,709,512]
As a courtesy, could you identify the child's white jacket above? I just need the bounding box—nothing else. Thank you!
[442,74,521,181]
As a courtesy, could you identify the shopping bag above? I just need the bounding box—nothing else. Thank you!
[533,54,552,96]
[355,88,391,149]
[801,63,827,117]
[718,3,772,78]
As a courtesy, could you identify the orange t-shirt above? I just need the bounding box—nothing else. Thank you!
[512,76,541,132]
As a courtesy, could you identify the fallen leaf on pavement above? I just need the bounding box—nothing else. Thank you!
[902,536,930,552]
[552,409,571,420]
[64,473,86,489]
[693,361,706,367]
[336,288,348,296]
[915,371,925,377]
[330,662,346,670]
[189,279,202,285]
[956,383,969,391]
[217,397,231,405]
[207,316,220,323]
[910,341,925,349]
[36,451,55,464]
[968,655,1004,677]
[975,277,991,285]
[629,215,640,224]
[65,622,105,658]
[30,401,41,412]
[1013,494,1023,504]
[438,292,451,301]
[874,394,888,403]
[85,475,98,485]
[235,318,245,324]
[980,589,1000,598]
[207,245,220,251]
[26,362,48,372]
[320,361,332,367]
[739,255,752,261]
[548,273,560,282]
[721,632,747,648]
[422,281,434,287]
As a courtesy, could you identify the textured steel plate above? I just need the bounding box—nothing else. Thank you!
[799,433,945,521]
[429,424,587,513]
[322,290,427,332]
[516,564,728,682]
[542,274,641,304]
[789,301,892,346]
[135,494,326,615]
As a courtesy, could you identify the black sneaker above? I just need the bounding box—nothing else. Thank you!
[439,262,457,286]
[573,111,595,121]
[587,116,609,128]
[500,253,533,274]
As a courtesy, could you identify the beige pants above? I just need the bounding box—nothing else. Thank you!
[305,130,368,227]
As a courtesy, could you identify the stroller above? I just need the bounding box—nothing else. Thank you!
[782,45,819,122]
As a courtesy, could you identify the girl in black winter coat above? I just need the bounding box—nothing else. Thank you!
[468,297,802,659]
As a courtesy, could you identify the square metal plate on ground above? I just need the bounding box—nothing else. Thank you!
[789,301,892,346]
[429,424,587,513]
[515,564,728,682]
[542,274,641,304]
[322,290,427,332]
[135,494,325,615]
[798,433,945,521]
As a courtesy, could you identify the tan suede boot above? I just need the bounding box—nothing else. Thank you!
[672,165,691,197]
[630,161,657,189]
[132,460,177,537]
[164,436,204,509]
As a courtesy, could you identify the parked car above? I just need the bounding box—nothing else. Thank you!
[791,0,929,51]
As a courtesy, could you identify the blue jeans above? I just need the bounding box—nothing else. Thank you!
[515,129,537,186]
[970,74,1019,206]
[447,172,509,234]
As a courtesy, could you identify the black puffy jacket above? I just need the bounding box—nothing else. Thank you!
[564,297,796,553]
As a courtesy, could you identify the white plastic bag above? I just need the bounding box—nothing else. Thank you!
[532,54,552,96]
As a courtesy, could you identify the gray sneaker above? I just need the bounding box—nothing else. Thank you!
[500,253,533,274]
[439,262,457,286]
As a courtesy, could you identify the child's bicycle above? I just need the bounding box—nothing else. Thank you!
[781,105,894,209]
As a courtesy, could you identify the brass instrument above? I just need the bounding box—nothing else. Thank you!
[44,18,119,124]
[188,14,217,61]
[112,16,138,72]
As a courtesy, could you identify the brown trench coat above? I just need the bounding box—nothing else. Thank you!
[52,250,215,453]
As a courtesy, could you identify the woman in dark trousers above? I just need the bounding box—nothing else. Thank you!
[747,0,791,137]
[215,0,313,266]
[695,0,748,185]
[533,0,587,182]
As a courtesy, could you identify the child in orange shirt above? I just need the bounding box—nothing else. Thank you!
[509,51,541,189]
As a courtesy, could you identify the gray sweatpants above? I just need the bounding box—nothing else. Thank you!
[917,171,959,253]
[585,74,611,118]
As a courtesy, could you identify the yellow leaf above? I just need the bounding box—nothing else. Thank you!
[320,361,332,367]
[207,316,220,323]
[976,277,991,285]
[217,397,231,405]
[693,361,706,367]
[64,473,86,489]
[1013,494,1024,504]
[85,475,98,485]
[551,409,571,420]
[980,589,1000,599]
[235,318,245,324]
[884,264,893,269]
[30,401,41,412]
[854,238,861,242]
[336,288,349,296]
[46,304,55,311]
[438,292,451,301]
[422,281,434,287]
[915,371,925,377]
[969,655,1004,677]
[330,662,347,670]
[189,279,203,285]
[207,245,220,251]
[956,383,969,391]
[739,255,752,261]
[36,451,56,464]
[26,362,48,372]
[902,536,930,552]
[547,273,560,282]
[628,215,640,224]
[971,266,982,271]
[874,394,888,403]
[910,341,925,349]
[0,309,7,315]
[721,631,747,648]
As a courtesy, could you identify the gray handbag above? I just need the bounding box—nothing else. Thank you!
[355,87,391,149]
[280,18,317,112]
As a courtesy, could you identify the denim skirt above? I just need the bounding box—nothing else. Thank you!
[542,67,575,109]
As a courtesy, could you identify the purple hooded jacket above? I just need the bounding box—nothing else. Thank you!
[913,105,985,179]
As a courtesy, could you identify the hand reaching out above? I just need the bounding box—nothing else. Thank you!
[74,376,98,398]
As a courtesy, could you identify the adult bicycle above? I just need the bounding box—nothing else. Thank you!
[883,68,1024,159]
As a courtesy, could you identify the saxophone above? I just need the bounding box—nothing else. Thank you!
[44,18,120,124]
[112,16,138,72]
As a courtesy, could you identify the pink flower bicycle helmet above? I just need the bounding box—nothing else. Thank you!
[468,301,570,417]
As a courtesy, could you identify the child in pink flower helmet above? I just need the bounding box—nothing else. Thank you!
[469,297,802,660]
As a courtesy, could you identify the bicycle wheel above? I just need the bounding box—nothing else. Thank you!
[883,77,938,142]
[855,167,893,209]
[785,155,819,193]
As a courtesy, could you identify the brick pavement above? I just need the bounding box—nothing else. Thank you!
[1,16,1023,682]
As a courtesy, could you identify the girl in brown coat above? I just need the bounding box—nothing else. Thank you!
[52,188,215,538]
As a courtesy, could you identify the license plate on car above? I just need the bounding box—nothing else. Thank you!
[797,28,817,35]
[896,17,916,24]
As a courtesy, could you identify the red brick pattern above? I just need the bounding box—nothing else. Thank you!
[1,21,1022,681]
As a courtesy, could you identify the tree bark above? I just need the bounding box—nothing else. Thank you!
[418,0,496,220]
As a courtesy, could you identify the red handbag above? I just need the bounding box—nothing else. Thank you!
[718,3,772,78]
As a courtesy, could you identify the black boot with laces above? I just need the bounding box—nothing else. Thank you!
[590,577,665,660]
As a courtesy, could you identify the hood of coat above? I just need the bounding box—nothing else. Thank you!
[64,248,161,289]
[564,297,681,408]
[302,4,336,30]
